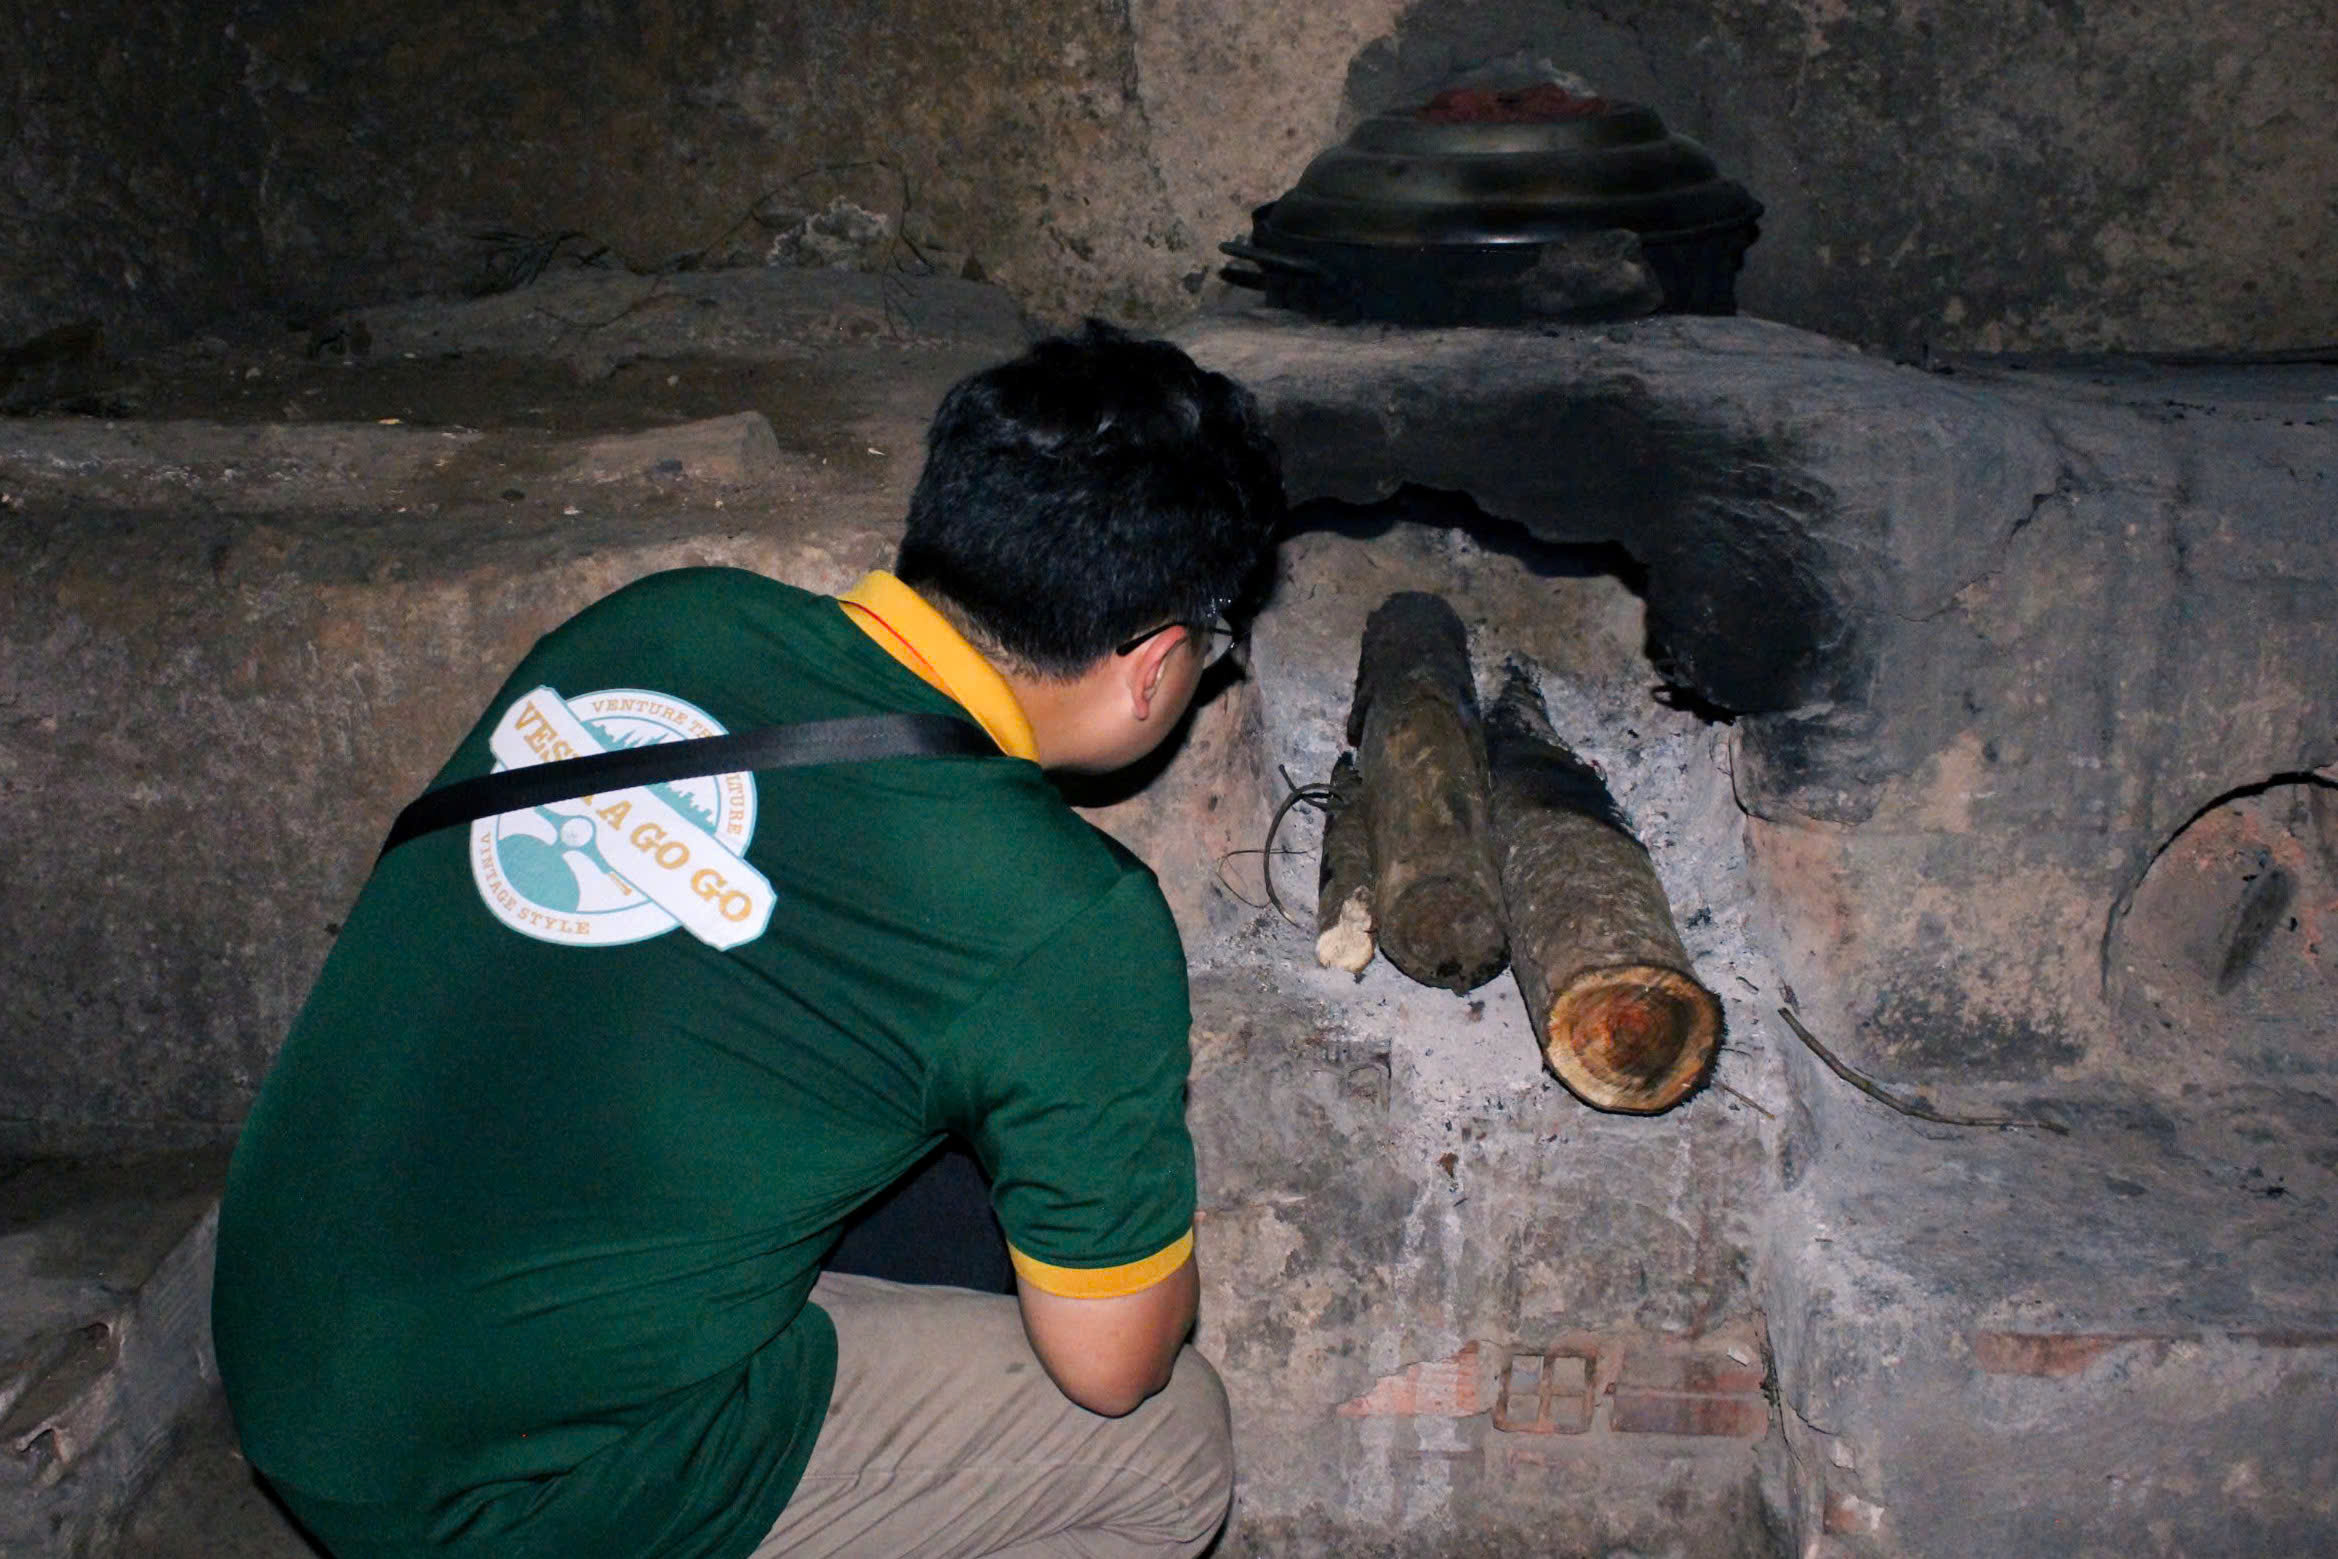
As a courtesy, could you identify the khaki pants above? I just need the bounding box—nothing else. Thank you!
[751,1272,1234,1559]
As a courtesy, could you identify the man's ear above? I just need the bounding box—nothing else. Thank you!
[1123,627,1188,721]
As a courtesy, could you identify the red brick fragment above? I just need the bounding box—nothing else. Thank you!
[2239,1329,2338,1349]
[1613,1347,1767,1397]
[1971,1331,2138,1377]
[1335,1341,1488,1418]
[1608,1390,1769,1438]
[1491,1347,1595,1434]
[1603,1326,1768,1437]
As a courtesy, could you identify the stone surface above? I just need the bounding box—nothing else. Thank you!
[0,7,268,357]
[2106,780,2338,1090]
[0,410,788,514]
[1183,970,1786,1557]
[0,1151,229,1557]
[6,0,2336,363]
[115,1387,319,1559]
[1763,1049,2338,1557]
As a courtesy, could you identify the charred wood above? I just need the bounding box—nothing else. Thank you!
[1346,592,1508,993]
[1487,666,1719,1112]
[1314,752,1376,974]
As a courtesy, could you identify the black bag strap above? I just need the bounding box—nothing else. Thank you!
[378,712,999,859]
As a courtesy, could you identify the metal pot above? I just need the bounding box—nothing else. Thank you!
[1223,97,1762,323]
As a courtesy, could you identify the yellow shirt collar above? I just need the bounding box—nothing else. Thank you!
[838,572,1040,763]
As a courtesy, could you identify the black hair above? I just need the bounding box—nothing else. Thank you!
[895,320,1284,678]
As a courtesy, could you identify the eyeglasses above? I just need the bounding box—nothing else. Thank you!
[1115,611,1244,671]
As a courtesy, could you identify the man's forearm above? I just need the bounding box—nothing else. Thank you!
[1017,1256,1199,1417]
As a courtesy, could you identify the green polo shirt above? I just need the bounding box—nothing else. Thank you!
[212,568,1198,1559]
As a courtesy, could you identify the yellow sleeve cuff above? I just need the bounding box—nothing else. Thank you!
[1007,1229,1195,1299]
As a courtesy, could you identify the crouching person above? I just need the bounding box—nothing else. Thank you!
[211,321,1283,1559]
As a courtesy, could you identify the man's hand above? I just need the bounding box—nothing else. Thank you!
[1016,1255,1199,1417]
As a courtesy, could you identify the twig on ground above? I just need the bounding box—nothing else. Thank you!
[1711,1081,1775,1120]
[1776,1007,2067,1134]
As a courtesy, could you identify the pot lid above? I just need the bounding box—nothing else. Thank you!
[1263,91,1761,249]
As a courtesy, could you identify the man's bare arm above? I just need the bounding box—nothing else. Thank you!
[1016,1254,1199,1417]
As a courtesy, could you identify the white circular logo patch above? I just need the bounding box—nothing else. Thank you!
[469,687,762,947]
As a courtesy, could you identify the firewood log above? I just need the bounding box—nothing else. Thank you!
[1314,752,1375,974]
[1486,666,1720,1112]
[1346,592,1508,993]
